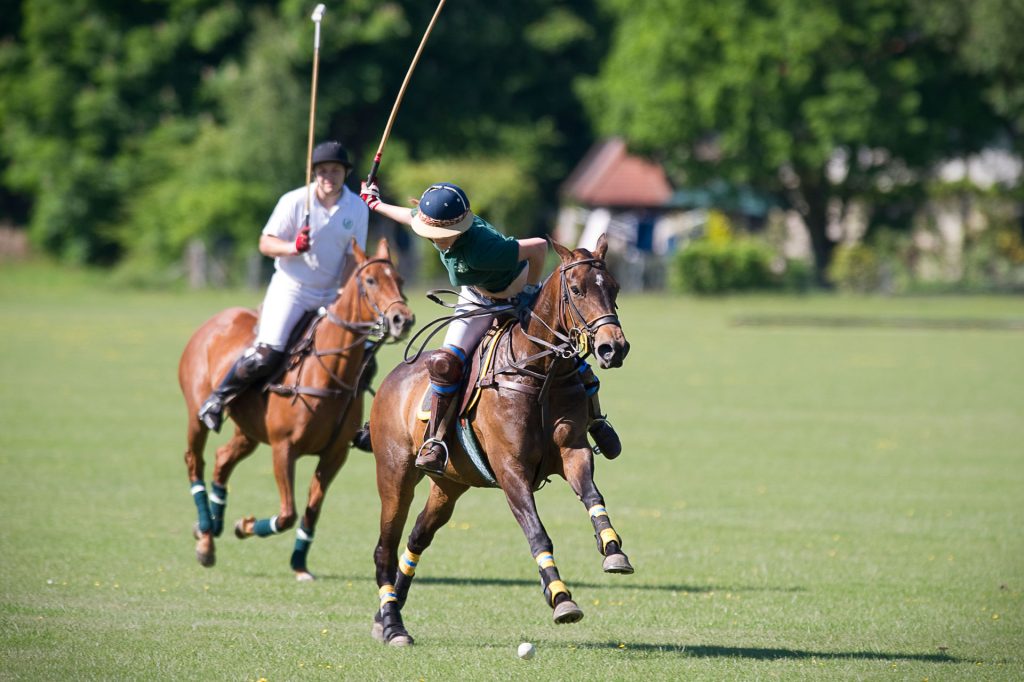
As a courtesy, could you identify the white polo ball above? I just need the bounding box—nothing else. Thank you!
[517,642,536,660]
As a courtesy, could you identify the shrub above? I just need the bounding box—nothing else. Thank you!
[673,238,777,294]
[828,243,882,293]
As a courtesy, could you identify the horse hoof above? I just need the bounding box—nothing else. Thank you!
[553,600,584,624]
[388,634,414,647]
[295,571,316,582]
[602,552,634,574]
[193,523,215,567]
[234,516,254,539]
[371,618,385,643]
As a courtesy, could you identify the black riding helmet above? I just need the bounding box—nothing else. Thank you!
[311,140,352,169]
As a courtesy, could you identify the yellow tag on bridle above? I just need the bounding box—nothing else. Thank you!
[576,331,589,358]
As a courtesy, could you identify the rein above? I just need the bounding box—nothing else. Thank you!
[270,257,404,401]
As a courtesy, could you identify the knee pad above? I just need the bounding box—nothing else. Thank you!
[237,344,284,381]
[426,345,466,387]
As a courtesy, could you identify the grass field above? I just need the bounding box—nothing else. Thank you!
[1,261,1022,681]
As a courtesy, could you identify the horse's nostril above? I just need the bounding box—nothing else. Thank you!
[597,344,614,360]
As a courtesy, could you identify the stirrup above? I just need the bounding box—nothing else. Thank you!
[351,422,372,452]
[415,438,449,475]
[198,398,224,433]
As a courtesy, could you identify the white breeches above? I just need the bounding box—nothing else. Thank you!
[255,272,338,350]
[442,286,501,353]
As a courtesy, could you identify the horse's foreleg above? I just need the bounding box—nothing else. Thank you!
[209,430,258,538]
[184,418,216,567]
[501,477,584,624]
[290,452,347,581]
[562,446,634,574]
[235,441,298,541]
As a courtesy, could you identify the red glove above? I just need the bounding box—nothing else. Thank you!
[295,227,311,253]
[360,181,381,211]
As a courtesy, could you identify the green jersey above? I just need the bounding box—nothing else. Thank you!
[426,214,525,293]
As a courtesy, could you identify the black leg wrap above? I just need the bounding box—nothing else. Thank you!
[379,602,410,644]
[394,571,414,609]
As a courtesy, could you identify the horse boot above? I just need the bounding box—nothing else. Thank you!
[415,345,466,475]
[198,344,284,433]
[578,359,622,460]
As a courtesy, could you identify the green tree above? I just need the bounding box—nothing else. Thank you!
[1,0,609,275]
[580,0,1007,283]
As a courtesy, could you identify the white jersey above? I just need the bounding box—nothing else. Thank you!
[262,183,369,292]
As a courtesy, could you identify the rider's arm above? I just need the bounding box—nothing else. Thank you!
[373,201,415,227]
[260,233,303,257]
[517,238,547,286]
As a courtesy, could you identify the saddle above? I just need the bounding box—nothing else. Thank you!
[416,318,516,423]
[415,319,517,487]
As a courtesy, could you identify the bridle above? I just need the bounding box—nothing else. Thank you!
[321,257,408,342]
[271,256,407,401]
[556,257,620,359]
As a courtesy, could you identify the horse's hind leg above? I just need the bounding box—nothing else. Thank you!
[290,450,349,582]
[184,417,217,567]
[562,446,634,574]
[501,476,584,624]
[372,461,424,647]
[209,428,259,538]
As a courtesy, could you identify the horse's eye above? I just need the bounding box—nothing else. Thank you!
[570,285,582,297]
[365,276,377,286]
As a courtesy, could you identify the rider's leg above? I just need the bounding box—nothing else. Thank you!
[197,344,285,432]
[577,359,622,459]
[198,274,308,432]
[414,288,495,474]
[351,341,378,453]
[415,344,466,475]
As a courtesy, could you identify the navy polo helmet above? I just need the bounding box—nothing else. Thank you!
[411,183,474,239]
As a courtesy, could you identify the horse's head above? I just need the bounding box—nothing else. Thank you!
[345,238,415,341]
[549,233,630,369]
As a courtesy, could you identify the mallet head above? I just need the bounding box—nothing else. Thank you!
[311,4,325,22]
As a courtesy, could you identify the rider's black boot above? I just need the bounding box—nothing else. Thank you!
[198,345,283,433]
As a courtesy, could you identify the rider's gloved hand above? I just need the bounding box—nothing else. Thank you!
[295,227,312,253]
[514,283,540,311]
[360,181,382,211]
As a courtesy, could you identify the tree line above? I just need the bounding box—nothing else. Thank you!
[1,0,1021,285]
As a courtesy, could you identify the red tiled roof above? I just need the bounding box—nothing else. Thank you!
[561,138,673,208]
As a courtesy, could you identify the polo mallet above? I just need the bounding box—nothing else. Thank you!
[302,3,327,235]
[365,0,447,186]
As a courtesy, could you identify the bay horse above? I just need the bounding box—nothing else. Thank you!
[368,233,631,645]
[178,238,414,580]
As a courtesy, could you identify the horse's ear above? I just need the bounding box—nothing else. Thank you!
[350,237,366,264]
[550,238,573,264]
[374,237,390,260]
[594,232,609,261]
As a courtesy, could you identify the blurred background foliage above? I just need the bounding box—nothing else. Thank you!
[0,0,1021,291]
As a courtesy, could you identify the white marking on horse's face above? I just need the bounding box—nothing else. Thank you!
[595,273,605,289]
[384,266,393,277]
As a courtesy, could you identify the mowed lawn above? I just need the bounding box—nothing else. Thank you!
[0,261,1021,681]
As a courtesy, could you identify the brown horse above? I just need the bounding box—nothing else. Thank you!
[179,238,414,580]
[368,234,631,645]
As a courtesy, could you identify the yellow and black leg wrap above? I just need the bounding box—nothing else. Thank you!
[378,584,398,612]
[589,504,622,556]
[535,551,571,607]
[393,548,420,606]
